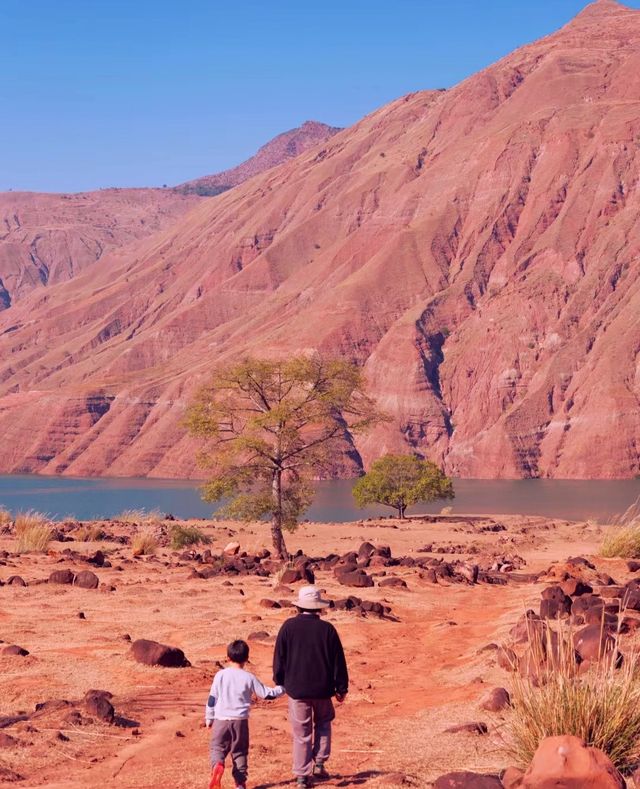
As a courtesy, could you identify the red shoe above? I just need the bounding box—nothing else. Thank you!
[209,762,224,789]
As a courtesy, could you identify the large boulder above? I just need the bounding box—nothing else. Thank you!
[504,735,625,787]
[130,639,190,668]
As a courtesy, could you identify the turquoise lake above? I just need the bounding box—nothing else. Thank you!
[1,475,639,523]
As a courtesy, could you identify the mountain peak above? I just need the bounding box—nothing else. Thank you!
[574,0,631,20]
[177,121,341,196]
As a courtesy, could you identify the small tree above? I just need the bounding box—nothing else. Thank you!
[185,355,385,559]
[352,454,453,519]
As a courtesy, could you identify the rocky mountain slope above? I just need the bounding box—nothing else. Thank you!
[1,0,639,479]
[0,189,201,308]
[177,120,342,195]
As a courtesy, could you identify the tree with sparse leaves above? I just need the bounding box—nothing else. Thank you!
[352,454,454,519]
[185,355,385,559]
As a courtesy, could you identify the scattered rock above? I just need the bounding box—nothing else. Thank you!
[378,577,408,589]
[84,690,115,723]
[130,639,190,668]
[444,721,488,735]
[74,570,99,590]
[479,687,511,712]
[6,576,26,587]
[2,645,29,656]
[259,599,281,609]
[49,569,75,585]
[223,542,240,556]
[335,568,374,588]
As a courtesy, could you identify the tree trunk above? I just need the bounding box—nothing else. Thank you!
[271,468,288,559]
[399,502,406,519]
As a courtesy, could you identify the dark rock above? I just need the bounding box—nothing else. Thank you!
[130,639,190,668]
[2,645,29,656]
[247,631,271,641]
[74,570,99,590]
[84,690,115,722]
[539,586,572,619]
[335,568,374,588]
[378,577,407,589]
[357,542,377,563]
[360,600,385,616]
[560,578,593,597]
[89,550,106,567]
[445,721,488,735]
[7,576,26,587]
[259,599,281,609]
[479,687,511,712]
[49,569,75,585]
[573,624,616,662]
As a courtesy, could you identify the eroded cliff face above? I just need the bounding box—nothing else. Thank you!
[1,0,640,479]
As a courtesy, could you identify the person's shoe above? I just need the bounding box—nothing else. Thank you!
[296,777,310,788]
[313,762,330,780]
[209,762,224,789]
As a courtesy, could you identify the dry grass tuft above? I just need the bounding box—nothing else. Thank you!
[116,508,163,525]
[506,620,640,772]
[600,499,640,558]
[132,530,158,556]
[75,523,105,542]
[0,506,12,526]
[169,524,211,550]
[15,511,53,553]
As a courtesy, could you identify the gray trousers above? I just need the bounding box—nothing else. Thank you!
[210,718,249,784]
[288,697,335,777]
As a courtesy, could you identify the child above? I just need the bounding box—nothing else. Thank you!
[205,639,285,789]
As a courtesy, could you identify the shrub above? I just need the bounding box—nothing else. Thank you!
[600,499,640,558]
[0,506,12,526]
[116,508,163,525]
[15,511,53,553]
[169,524,211,550]
[132,530,158,556]
[506,622,640,772]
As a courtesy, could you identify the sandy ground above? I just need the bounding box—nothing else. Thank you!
[0,513,629,788]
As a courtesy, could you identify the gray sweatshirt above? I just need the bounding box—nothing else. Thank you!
[205,667,285,722]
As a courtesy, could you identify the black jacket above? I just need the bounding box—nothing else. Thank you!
[273,613,348,700]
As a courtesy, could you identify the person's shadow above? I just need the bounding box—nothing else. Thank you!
[254,770,400,788]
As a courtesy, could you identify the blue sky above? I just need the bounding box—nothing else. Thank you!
[1,0,636,192]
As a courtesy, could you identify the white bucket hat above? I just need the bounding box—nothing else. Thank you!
[295,585,331,610]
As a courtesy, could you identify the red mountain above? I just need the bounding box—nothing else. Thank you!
[1,0,639,480]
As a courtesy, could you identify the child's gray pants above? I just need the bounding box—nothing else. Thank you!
[210,718,249,784]
[288,697,335,777]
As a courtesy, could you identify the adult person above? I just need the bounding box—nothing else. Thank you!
[273,586,349,788]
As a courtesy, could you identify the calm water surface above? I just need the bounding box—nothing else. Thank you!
[1,475,640,522]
